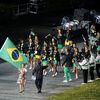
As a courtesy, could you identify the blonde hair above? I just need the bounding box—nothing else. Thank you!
[69,40,73,46]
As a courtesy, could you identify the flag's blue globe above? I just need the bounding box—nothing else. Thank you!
[12,50,19,60]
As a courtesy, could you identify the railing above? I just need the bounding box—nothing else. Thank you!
[12,2,46,16]
[13,3,29,16]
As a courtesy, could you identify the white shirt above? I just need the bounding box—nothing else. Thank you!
[89,54,95,67]
[95,54,100,64]
[79,58,89,69]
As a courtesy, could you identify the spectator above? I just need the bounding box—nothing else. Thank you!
[79,54,89,84]
[95,51,100,80]
[88,52,95,82]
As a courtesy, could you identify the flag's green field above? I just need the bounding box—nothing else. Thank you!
[47,80,100,100]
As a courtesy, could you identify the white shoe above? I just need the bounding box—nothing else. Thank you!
[88,80,94,83]
[44,72,47,75]
[72,70,74,73]
[95,78,100,80]
[29,67,32,70]
[63,80,68,83]
[69,79,72,82]
[81,83,86,85]
[52,74,55,77]
[76,77,78,79]
[54,72,57,76]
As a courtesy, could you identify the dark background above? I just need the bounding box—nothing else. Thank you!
[0,0,99,47]
[0,0,99,15]
[0,0,99,21]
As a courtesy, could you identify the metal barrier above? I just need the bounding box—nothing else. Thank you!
[13,3,29,16]
[12,2,46,16]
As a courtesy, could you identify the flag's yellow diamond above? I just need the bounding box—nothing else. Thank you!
[7,48,23,62]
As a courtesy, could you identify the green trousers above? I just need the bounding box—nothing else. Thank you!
[64,66,72,81]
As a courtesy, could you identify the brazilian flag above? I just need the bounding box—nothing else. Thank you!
[0,37,28,70]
